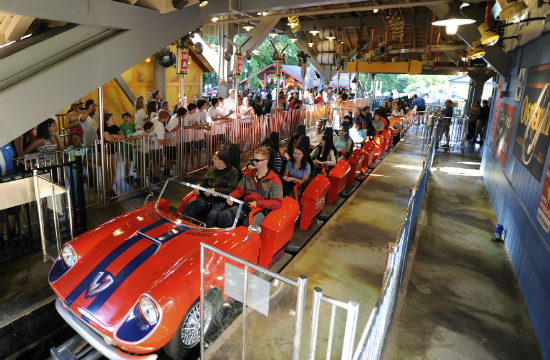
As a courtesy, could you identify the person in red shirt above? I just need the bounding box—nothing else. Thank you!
[314,92,323,104]
[218,148,283,228]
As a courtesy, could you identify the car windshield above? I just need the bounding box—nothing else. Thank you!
[154,179,245,230]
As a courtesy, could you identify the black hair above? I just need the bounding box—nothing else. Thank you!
[71,131,82,139]
[363,106,370,111]
[85,99,95,110]
[152,90,161,98]
[176,107,187,117]
[143,121,154,131]
[319,135,337,160]
[187,103,197,111]
[103,112,113,129]
[211,98,219,107]
[339,124,351,141]
[285,131,303,157]
[122,111,131,118]
[36,119,56,140]
[290,145,309,171]
[344,115,352,121]
[197,99,207,109]
[261,137,275,149]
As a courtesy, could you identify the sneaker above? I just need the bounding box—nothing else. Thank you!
[125,175,135,184]
[106,190,117,199]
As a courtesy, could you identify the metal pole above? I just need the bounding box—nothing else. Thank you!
[241,265,249,360]
[351,307,379,360]
[200,244,205,360]
[98,87,106,204]
[326,304,337,360]
[50,184,62,255]
[306,287,323,360]
[342,301,360,360]
[33,170,47,262]
[291,275,308,360]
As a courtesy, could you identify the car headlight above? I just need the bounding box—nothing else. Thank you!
[393,123,401,129]
[61,245,76,268]
[139,296,158,326]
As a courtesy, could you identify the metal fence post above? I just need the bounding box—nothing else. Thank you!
[241,265,249,360]
[98,87,106,204]
[292,275,308,360]
[342,301,360,360]
[306,287,323,360]
[33,170,47,262]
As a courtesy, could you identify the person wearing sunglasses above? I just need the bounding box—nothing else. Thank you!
[64,99,84,137]
[218,148,283,228]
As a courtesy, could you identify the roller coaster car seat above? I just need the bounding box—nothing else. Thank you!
[229,142,244,179]
[361,141,375,172]
[297,124,306,136]
[270,132,280,154]
[297,135,329,230]
[346,149,365,187]
[267,148,285,176]
[324,127,334,138]
[327,159,351,205]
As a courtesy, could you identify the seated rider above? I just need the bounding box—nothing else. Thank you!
[218,148,283,228]
[183,150,240,228]
[245,137,283,174]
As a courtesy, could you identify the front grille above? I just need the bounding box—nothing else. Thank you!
[186,231,214,238]
[147,210,161,221]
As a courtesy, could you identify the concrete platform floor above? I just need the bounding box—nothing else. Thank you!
[205,128,429,360]
[388,139,543,360]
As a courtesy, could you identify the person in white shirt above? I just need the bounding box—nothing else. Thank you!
[366,92,373,110]
[207,98,231,151]
[391,105,404,117]
[150,110,171,183]
[79,99,100,184]
[164,107,186,177]
[307,119,325,146]
[349,121,367,145]
[224,89,237,119]
[134,96,148,129]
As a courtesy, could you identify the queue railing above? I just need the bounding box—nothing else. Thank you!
[352,119,439,360]
[200,242,360,360]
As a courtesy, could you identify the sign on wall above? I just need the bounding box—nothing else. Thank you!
[490,79,504,146]
[493,103,516,167]
[536,159,550,232]
[178,49,189,74]
[512,64,550,181]
[514,68,526,102]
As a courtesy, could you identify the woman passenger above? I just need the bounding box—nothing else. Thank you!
[284,131,303,160]
[310,135,337,174]
[333,124,354,159]
[282,145,311,198]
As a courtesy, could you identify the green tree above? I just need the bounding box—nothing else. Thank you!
[247,72,261,90]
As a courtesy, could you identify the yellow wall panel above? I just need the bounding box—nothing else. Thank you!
[121,67,134,84]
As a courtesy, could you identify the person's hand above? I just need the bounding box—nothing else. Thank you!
[204,188,214,197]
[247,165,254,170]
[193,188,200,196]
[282,176,289,181]
[227,199,233,206]
[248,201,257,208]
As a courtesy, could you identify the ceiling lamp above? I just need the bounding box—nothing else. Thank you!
[327,30,335,41]
[432,1,476,34]
[212,17,219,22]
[243,22,254,31]
[478,23,499,45]
[496,0,528,23]
[199,0,208,7]
[290,37,298,43]
[257,11,268,16]
[308,42,314,47]
[211,43,218,49]
[310,26,320,35]
[269,30,278,38]
[253,49,260,55]
[373,9,379,13]
[467,40,486,59]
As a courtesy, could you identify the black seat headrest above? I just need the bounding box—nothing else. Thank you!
[298,135,310,150]
[297,124,306,136]
[228,143,243,179]
[324,127,334,138]
[270,132,280,153]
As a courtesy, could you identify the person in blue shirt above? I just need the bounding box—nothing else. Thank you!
[282,145,311,199]
[0,142,19,250]
[437,100,454,148]
[412,94,426,112]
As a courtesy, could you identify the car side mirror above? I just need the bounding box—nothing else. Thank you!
[248,225,261,235]
[144,190,154,205]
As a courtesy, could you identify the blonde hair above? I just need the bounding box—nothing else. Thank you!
[135,96,146,112]
[254,148,270,161]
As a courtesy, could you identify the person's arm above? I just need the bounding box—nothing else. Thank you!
[323,150,336,166]
[282,167,290,180]
[79,108,93,122]
[24,138,45,154]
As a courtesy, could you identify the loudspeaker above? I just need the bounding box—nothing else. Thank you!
[172,0,188,9]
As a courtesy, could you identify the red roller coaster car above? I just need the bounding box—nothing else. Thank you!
[49,180,299,360]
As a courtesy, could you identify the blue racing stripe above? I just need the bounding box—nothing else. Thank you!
[139,218,170,234]
[85,244,157,317]
[64,235,142,307]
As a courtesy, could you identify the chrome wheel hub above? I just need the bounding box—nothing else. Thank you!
[181,301,212,347]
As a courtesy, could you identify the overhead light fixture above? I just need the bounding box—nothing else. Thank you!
[253,49,260,55]
[211,43,218,49]
[458,70,464,76]
[269,30,278,38]
[461,56,466,61]
[308,42,314,47]
[373,9,379,13]
[257,11,268,16]
[467,40,486,59]
[290,37,298,43]
[460,2,470,8]
[145,57,151,62]
[211,17,219,22]
[199,0,208,7]
[478,23,499,45]
[310,26,320,35]
[327,30,335,41]
[496,0,528,23]
[433,0,476,34]
[243,22,254,31]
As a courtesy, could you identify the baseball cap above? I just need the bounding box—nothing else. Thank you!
[228,89,235,94]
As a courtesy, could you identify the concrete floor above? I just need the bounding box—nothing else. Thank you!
[389,139,543,360]
[205,129,429,360]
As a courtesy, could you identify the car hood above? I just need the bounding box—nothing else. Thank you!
[54,217,210,333]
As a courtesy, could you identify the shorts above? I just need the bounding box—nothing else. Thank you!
[121,149,133,162]
[476,120,485,133]
[165,146,177,160]
[194,140,204,150]
[440,118,452,129]
[151,149,162,165]
[0,206,19,221]
[106,152,117,162]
